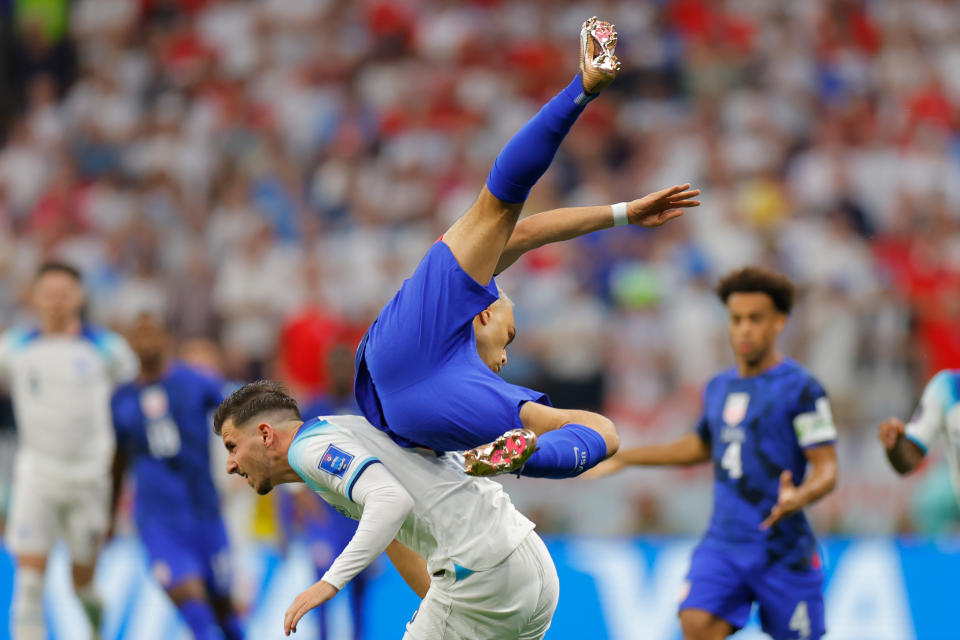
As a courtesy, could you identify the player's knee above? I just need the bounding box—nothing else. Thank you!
[598,416,620,456]
[167,578,210,606]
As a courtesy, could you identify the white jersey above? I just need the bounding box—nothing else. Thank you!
[0,325,139,485]
[905,370,960,503]
[286,414,536,576]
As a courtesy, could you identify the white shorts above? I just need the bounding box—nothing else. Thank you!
[404,532,560,640]
[5,471,110,564]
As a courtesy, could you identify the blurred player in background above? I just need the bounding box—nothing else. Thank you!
[592,267,838,640]
[355,17,700,478]
[877,371,960,506]
[110,313,243,640]
[0,261,138,640]
[215,381,559,639]
[301,343,360,419]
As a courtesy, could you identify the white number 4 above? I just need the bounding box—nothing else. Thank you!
[721,441,742,479]
[789,601,811,638]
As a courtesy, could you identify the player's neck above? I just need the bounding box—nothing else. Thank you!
[139,356,170,382]
[276,422,304,484]
[736,350,783,378]
[40,316,81,336]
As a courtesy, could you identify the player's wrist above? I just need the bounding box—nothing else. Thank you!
[611,202,629,227]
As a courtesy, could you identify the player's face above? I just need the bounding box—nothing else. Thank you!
[33,271,84,324]
[473,298,516,374]
[725,292,786,368]
[128,315,169,370]
[222,420,277,495]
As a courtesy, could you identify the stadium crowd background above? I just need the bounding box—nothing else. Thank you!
[1,0,959,541]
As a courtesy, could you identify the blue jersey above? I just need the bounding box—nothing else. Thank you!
[111,362,225,529]
[354,241,548,450]
[696,359,837,570]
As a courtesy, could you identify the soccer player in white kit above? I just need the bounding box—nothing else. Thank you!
[878,370,960,504]
[0,262,138,639]
[214,380,559,639]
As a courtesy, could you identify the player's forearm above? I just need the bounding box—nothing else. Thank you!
[618,434,711,467]
[385,539,430,599]
[322,480,414,590]
[886,435,924,475]
[795,455,838,508]
[496,205,614,273]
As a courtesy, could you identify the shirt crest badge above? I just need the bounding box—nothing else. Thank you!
[722,392,750,426]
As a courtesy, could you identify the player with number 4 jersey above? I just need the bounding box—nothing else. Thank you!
[591,267,838,640]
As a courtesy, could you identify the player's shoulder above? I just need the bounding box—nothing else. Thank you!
[924,369,960,404]
[0,326,41,352]
[79,324,130,355]
[771,359,825,393]
[705,367,738,393]
[168,360,222,386]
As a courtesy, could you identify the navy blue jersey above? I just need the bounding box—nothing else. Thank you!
[696,359,837,570]
[354,241,549,451]
[111,362,225,529]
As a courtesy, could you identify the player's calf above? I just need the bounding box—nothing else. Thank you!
[12,565,46,640]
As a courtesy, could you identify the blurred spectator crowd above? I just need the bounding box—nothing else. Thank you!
[2,0,960,536]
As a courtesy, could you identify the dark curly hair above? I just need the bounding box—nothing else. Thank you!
[715,266,795,315]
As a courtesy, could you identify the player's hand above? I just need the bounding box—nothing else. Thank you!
[582,456,627,479]
[627,184,701,228]
[760,470,804,530]
[284,580,339,635]
[878,417,906,451]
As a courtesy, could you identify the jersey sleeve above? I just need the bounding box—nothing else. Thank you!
[287,426,382,502]
[792,377,838,449]
[102,331,140,385]
[904,371,955,453]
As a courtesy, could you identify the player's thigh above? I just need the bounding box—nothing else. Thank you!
[679,608,736,640]
[402,580,454,640]
[6,476,58,558]
[753,564,825,640]
[516,534,560,640]
[442,187,523,285]
[679,545,753,634]
[63,479,110,566]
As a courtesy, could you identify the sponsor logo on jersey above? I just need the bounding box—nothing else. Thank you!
[722,392,750,426]
[319,444,354,477]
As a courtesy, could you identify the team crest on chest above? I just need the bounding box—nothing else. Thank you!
[722,392,750,426]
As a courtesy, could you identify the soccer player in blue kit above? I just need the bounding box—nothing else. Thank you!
[593,267,839,640]
[110,314,244,640]
[355,16,701,477]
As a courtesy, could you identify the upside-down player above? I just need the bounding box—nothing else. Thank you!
[592,267,838,640]
[355,16,700,477]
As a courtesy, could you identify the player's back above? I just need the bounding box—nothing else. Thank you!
[112,362,224,527]
[697,359,836,569]
[288,414,536,574]
[0,325,138,484]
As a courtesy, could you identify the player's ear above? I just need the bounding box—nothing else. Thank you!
[258,422,272,444]
[476,309,491,326]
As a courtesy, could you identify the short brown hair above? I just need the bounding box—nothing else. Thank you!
[213,380,301,435]
[37,261,82,282]
[715,266,795,315]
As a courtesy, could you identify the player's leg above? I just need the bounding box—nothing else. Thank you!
[677,545,752,640]
[65,480,111,638]
[441,17,620,286]
[201,520,245,640]
[7,476,57,640]
[167,578,223,640]
[349,570,369,640]
[752,562,826,640]
[466,402,618,477]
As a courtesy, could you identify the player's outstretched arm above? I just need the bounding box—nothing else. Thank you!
[385,539,430,599]
[760,444,838,530]
[586,434,711,479]
[495,184,701,274]
[878,417,925,474]
[284,464,414,635]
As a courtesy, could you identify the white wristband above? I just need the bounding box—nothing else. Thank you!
[611,202,629,227]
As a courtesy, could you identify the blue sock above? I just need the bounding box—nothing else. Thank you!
[178,598,220,640]
[521,423,608,478]
[485,75,596,203]
[220,612,244,640]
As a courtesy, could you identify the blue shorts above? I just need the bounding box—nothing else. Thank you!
[680,543,825,640]
[139,517,233,597]
[355,241,548,450]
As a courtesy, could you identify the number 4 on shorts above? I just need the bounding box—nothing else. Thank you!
[789,601,811,639]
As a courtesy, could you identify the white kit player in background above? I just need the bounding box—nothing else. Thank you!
[214,380,559,639]
[0,262,139,640]
[878,370,960,504]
